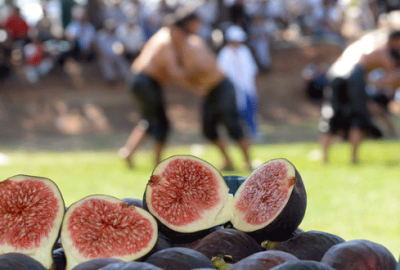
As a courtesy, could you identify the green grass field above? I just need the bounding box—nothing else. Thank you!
[1,140,399,258]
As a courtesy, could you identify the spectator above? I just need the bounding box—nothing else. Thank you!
[3,6,29,43]
[64,7,96,62]
[229,0,248,31]
[102,0,127,28]
[95,19,130,85]
[36,9,53,42]
[249,12,275,71]
[196,0,218,44]
[116,20,145,63]
[218,25,263,142]
[0,48,11,83]
[23,35,54,84]
[301,55,329,100]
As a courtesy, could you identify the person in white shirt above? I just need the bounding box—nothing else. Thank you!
[217,25,263,142]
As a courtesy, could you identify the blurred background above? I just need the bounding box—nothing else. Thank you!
[0,0,399,152]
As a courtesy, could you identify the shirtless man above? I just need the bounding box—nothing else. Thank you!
[319,30,400,164]
[118,11,203,167]
[172,10,252,171]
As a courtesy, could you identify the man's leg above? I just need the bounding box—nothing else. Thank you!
[219,79,252,170]
[319,132,333,164]
[203,90,235,170]
[119,120,149,168]
[349,127,364,164]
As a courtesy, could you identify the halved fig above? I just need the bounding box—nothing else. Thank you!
[0,175,65,269]
[144,155,234,234]
[61,195,158,270]
[231,158,307,242]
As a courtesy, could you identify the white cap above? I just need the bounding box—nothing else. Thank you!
[225,25,247,42]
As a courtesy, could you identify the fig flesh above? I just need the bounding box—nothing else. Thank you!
[0,175,65,269]
[61,195,158,270]
[231,158,307,241]
[144,155,234,234]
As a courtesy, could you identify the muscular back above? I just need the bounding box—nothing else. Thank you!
[132,27,174,85]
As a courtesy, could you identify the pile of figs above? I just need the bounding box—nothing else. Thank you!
[0,155,398,270]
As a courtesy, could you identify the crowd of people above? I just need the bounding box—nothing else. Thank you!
[1,0,400,167]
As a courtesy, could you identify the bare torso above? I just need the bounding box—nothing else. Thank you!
[179,35,225,94]
[132,27,174,85]
[359,46,398,72]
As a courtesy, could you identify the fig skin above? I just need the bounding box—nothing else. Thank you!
[145,247,215,270]
[321,239,397,270]
[270,260,336,269]
[262,230,345,261]
[0,252,47,270]
[71,258,124,270]
[193,228,262,263]
[122,198,144,209]
[52,248,66,270]
[233,159,307,243]
[98,261,163,270]
[228,250,300,270]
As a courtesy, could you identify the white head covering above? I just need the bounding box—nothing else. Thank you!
[225,25,247,42]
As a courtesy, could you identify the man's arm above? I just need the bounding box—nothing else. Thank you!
[164,46,207,96]
[373,69,400,90]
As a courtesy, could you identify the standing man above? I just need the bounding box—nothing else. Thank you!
[319,30,400,164]
[172,8,252,171]
[118,11,204,168]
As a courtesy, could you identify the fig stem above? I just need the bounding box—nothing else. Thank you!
[211,255,233,270]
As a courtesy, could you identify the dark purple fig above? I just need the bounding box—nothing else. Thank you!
[145,247,215,270]
[228,250,300,270]
[321,239,397,270]
[194,228,262,263]
[0,252,47,270]
[270,260,336,269]
[262,230,345,261]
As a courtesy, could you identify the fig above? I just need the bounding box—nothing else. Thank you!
[320,239,397,270]
[270,260,336,269]
[144,155,234,235]
[122,198,144,209]
[262,230,345,261]
[0,175,65,269]
[52,247,66,270]
[231,158,307,242]
[227,250,300,270]
[98,261,163,269]
[0,252,47,270]
[71,258,124,270]
[193,228,262,263]
[61,195,158,270]
[145,247,215,270]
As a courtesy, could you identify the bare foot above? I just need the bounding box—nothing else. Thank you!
[118,147,134,169]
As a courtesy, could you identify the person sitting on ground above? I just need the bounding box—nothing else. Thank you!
[319,29,400,164]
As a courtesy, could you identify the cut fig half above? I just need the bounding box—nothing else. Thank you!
[231,158,307,241]
[144,155,234,233]
[0,174,65,269]
[61,195,158,270]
